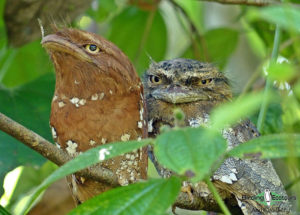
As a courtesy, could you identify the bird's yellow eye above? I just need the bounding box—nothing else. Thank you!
[200,78,213,85]
[84,44,100,54]
[149,75,162,84]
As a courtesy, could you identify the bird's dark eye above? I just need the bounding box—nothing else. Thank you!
[201,80,207,84]
[84,44,100,53]
[149,75,162,84]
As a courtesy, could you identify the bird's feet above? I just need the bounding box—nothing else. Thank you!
[181,181,194,203]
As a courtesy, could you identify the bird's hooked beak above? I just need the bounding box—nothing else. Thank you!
[41,34,93,63]
[151,84,209,104]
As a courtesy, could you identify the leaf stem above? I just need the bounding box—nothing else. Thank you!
[0,49,17,83]
[257,24,281,132]
[205,178,231,215]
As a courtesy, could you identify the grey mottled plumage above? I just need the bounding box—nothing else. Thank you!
[143,58,291,214]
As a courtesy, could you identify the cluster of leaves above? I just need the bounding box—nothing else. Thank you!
[0,0,300,214]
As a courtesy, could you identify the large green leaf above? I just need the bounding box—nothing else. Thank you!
[1,41,52,87]
[154,127,227,182]
[257,6,300,31]
[106,7,167,74]
[68,177,181,215]
[0,73,55,196]
[228,134,300,159]
[22,139,151,214]
[210,92,265,130]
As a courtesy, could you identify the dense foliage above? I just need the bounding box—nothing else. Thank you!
[0,0,299,214]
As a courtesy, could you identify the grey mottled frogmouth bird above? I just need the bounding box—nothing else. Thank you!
[143,58,291,215]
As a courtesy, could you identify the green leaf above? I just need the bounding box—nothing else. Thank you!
[21,139,151,214]
[0,205,12,215]
[154,127,227,182]
[204,28,239,68]
[210,92,266,130]
[242,20,267,58]
[268,61,296,82]
[281,94,300,132]
[183,28,239,69]
[107,7,167,74]
[1,41,53,87]
[68,177,181,215]
[0,0,7,48]
[228,134,300,159]
[250,102,283,135]
[87,0,118,22]
[173,0,204,33]
[4,162,57,213]
[0,73,55,195]
[256,6,300,31]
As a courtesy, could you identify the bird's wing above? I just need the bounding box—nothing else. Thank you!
[213,120,291,215]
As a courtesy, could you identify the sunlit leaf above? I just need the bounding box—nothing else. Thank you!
[4,162,57,213]
[247,6,300,33]
[68,177,181,215]
[268,61,296,82]
[258,6,300,31]
[154,127,227,182]
[228,134,300,159]
[22,139,151,214]
[210,92,266,130]
[242,20,267,58]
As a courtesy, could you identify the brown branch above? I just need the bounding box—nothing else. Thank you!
[0,111,241,212]
[196,0,279,6]
[0,112,119,187]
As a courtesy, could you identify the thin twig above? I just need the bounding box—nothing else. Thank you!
[205,178,231,215]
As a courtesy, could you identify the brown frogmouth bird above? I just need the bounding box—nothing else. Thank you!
[143,58,291,214]
[41,28,148,204]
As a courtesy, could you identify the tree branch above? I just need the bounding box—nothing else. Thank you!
[0,112,119,187]
[196,0,279,6]
[0,112,241,212]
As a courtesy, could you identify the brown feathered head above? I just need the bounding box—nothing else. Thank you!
[41,28,140,97]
